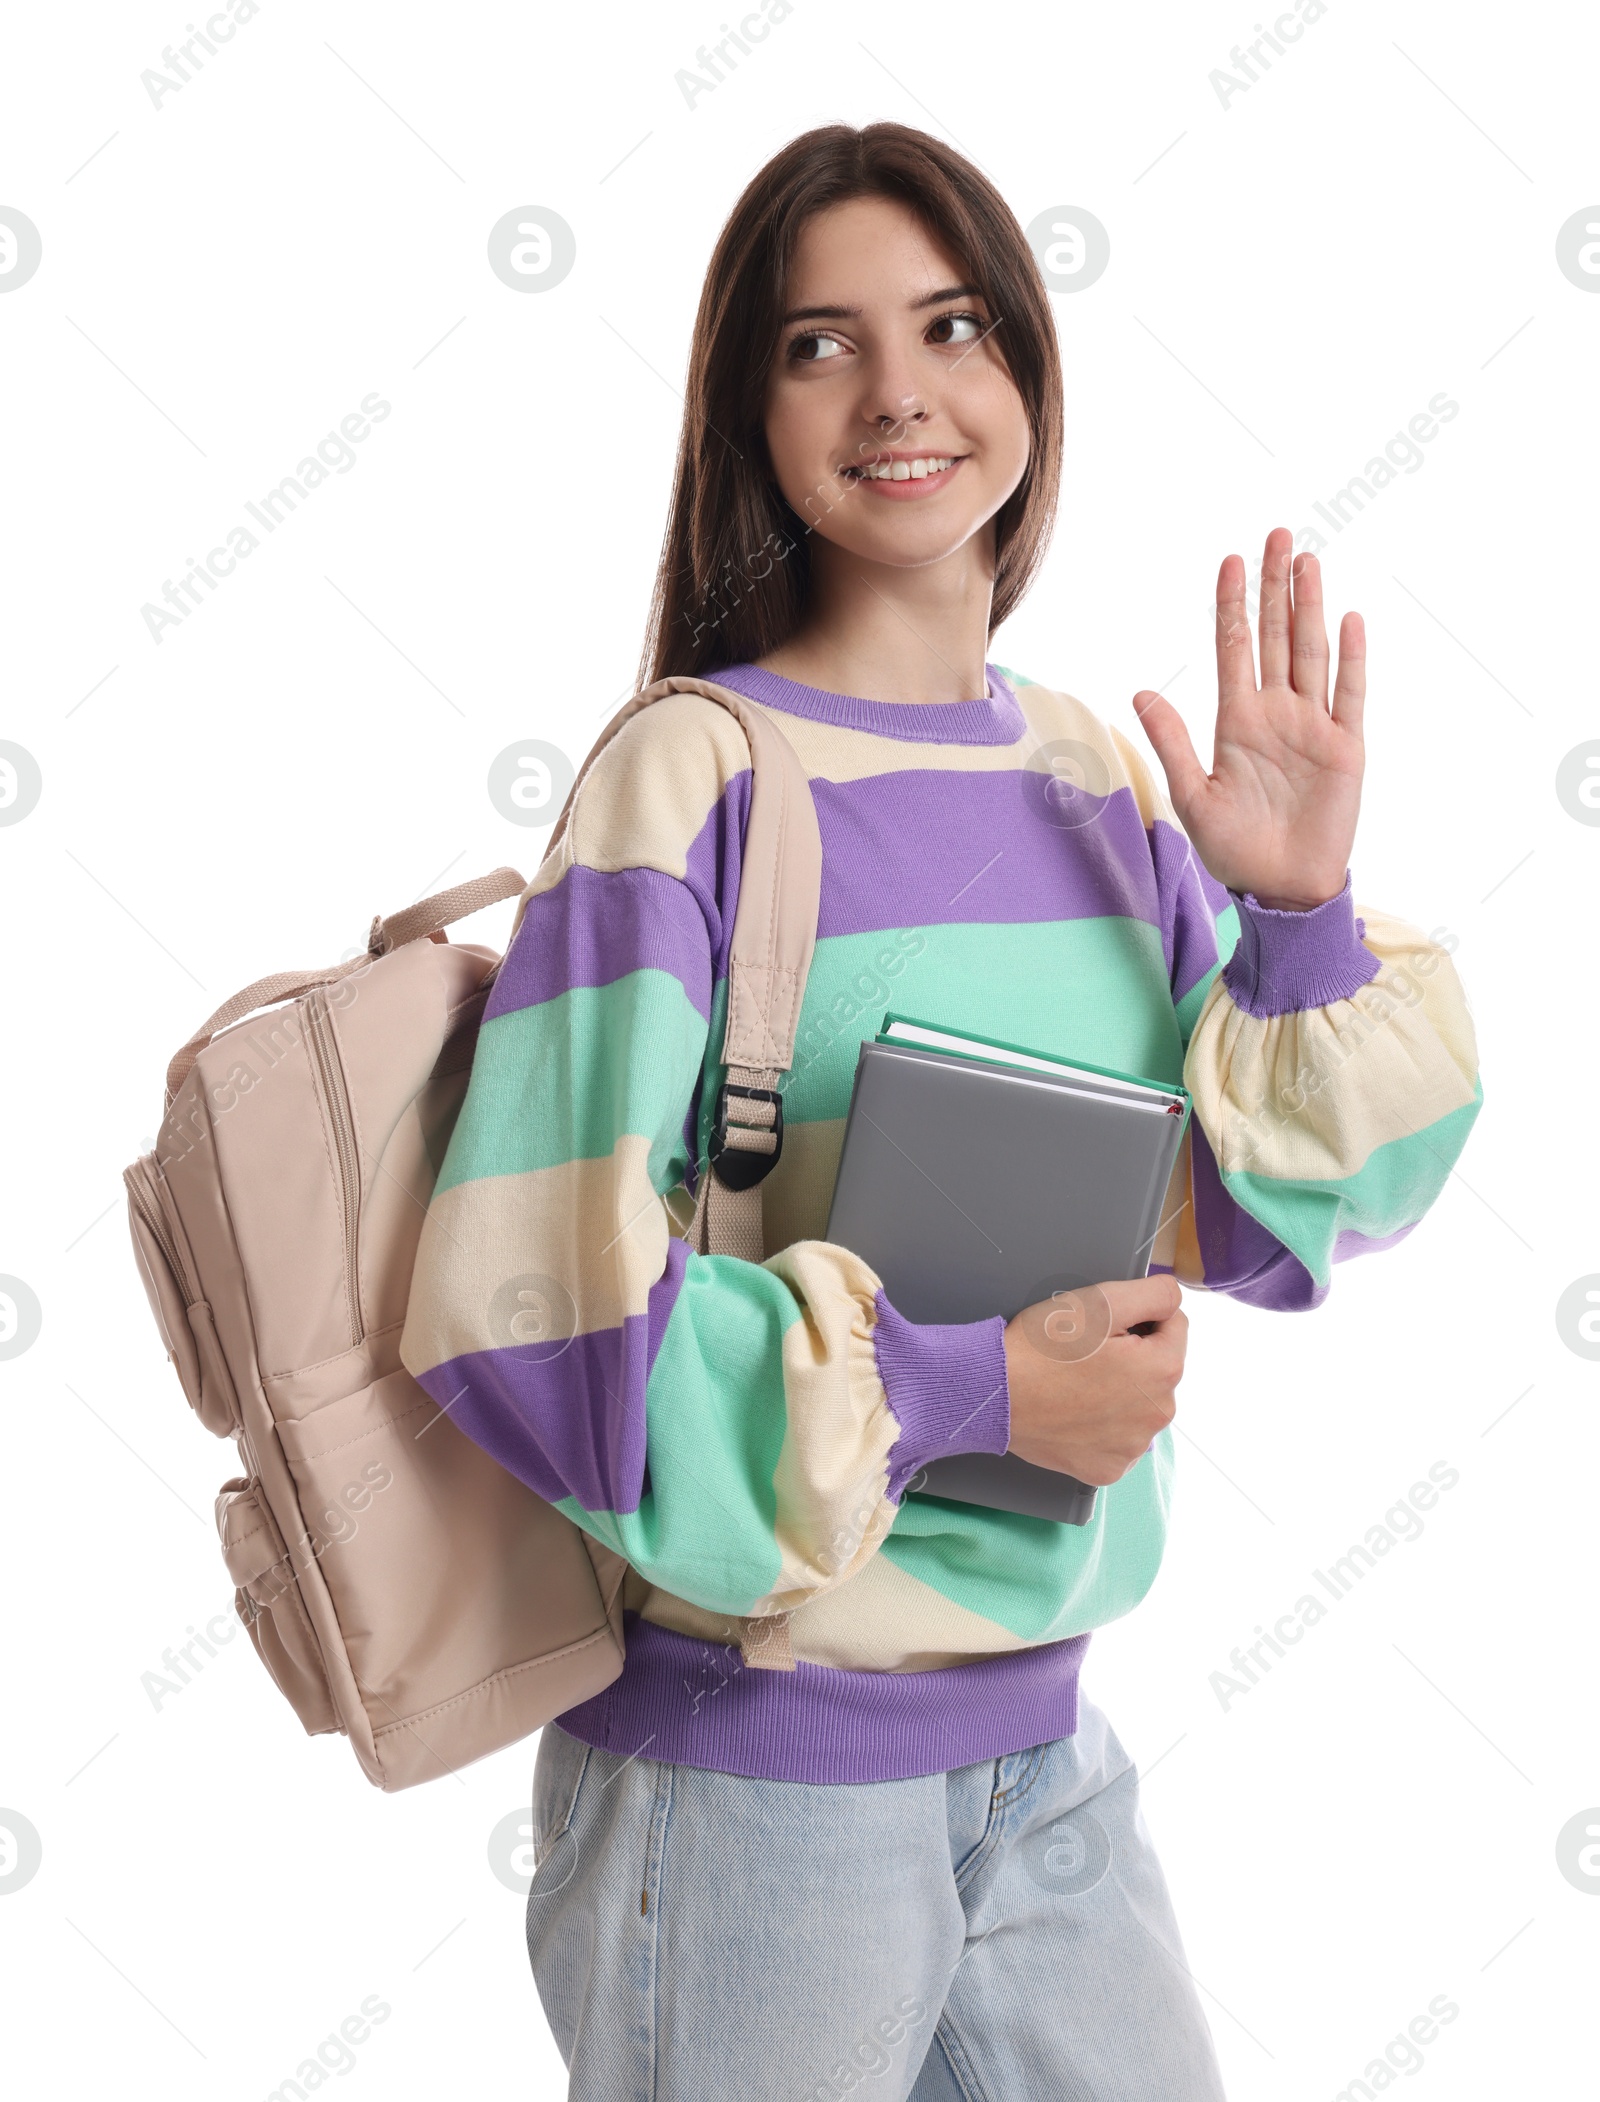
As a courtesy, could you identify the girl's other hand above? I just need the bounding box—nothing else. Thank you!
[1132,527,1365,910]
[1003,1275,1187,1486]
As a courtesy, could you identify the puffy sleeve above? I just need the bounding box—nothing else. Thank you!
[1111,726,1483,1310]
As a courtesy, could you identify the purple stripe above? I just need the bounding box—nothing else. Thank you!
[1197,858,1232,917]
[708,661,1026,747]
[1151,817,1228,1005]
[489,770,755,1025]
[416,1241,689,1514]
[1188,1119,1325,1310]
[555,1612,1089,1782]
[809,771,1161,938]
[488,862,716,1023]
[670,773,755,1185]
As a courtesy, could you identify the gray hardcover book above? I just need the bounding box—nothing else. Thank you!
[824,1037,1189,1524]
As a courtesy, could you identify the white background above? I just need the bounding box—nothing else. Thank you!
[3,0,1597,2095]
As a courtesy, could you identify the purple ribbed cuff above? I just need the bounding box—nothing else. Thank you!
[872,1291,1011,1501]
[1221,870,1380,1018]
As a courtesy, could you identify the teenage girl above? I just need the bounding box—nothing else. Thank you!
[402,122,1481,2100]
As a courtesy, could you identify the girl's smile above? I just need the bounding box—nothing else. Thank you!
[839,449,966,496]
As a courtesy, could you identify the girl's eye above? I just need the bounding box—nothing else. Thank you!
[927,311,985,346]
[788,331,848,363]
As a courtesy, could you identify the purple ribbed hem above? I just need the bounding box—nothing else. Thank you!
[1221,870,1379,1018]
[707,661,1026,747]
[871,1291,1010,1501]
[555,1614,1090,1782]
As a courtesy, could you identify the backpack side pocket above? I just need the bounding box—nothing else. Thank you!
[125,1154,240,1437]
[216,1475,340,1736]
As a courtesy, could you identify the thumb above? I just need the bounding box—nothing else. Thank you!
[1131,690,1208,821]
[1101,1273,1182,1334]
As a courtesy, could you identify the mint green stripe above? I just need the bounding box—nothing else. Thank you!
[448,918,1224,1194]
[883,1431,1175,1640]
[775,919,1187,1131]
[1224,1081,1484,1286]
[436,969,706,1196]
[557,1253,793,1613]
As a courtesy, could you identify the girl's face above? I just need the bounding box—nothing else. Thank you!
[763,195,1031,577]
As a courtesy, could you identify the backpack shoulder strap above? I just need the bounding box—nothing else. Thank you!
[543,677,822,1263]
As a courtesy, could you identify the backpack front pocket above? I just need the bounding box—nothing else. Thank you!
[271,1367,621,1770]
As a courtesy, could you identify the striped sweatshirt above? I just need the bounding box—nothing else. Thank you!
[399,663,1481,1782]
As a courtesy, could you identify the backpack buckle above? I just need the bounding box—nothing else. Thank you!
[708,1083,784,1191]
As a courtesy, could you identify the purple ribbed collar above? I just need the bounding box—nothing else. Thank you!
[707,660,1027,747]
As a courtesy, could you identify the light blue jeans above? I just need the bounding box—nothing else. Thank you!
[524,1694,1227,2100]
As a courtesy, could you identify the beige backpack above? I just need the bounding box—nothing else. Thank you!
[123,678,822,1790]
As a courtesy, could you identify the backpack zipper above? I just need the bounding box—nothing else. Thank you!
[303,990,363,1346]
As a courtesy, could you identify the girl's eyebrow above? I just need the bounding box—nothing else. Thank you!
[779,283,983,325]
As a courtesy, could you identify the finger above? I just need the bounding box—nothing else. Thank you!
[1125,1310,1187,1364]
[1100,1274,1182,1330]
[1131,690,1209,821]
[1290,551,1330,709]
[1331,610,1366,738]
[1214,553,1256,703]
[1257,528,1294,690]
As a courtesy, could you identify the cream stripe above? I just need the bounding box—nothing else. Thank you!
[1149,1126,1192,1274]
[1186,909,1480,1185]
[632,1549,1029,1670]
[786,1549,1030,1669]
[400,1137,668,1370]
[525,693,756,898]
[760,1113,847,1250]
[1108,721,1179,830]
[1172,1129,1208,1287]
[734,682,1131,786]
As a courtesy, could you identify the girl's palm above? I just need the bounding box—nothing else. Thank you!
[1133,528,1365,909]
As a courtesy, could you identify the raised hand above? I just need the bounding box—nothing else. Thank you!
[1131,527,1365,910]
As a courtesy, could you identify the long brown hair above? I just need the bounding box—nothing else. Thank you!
[638,122,1064,687]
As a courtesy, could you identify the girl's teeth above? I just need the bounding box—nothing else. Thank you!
[858,456,953,480]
